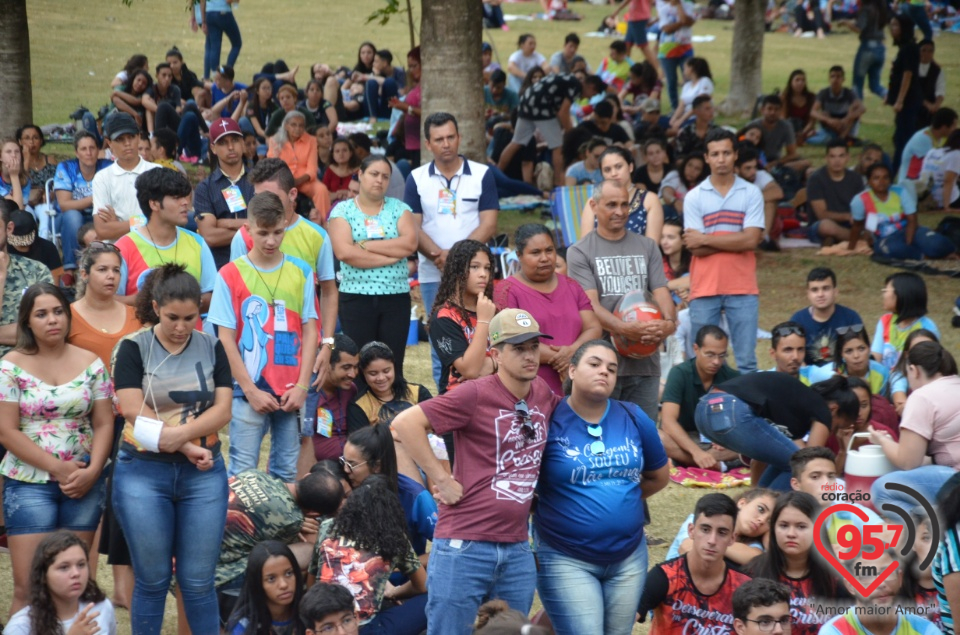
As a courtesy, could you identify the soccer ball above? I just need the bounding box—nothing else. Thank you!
[612,299,663,359]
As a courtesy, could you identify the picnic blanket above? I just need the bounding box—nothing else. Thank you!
[499,195,548,212]
[870,254,960,278]
[669,465,752,489]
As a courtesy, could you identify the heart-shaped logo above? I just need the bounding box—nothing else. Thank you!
[813,503,900,598]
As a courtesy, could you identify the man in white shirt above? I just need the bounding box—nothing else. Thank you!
[92,112,160,240]
[403,113,499,386]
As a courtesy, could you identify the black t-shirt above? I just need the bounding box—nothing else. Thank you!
[172,65,202,97]
[518,74,582,121]
[9,239,61,273]
[575,120,630,146]
[806,167,863,216]
[429,304,480,395]
[633,165,665,194]
[147,84,182,109]
[887,42,921,107]
[716,372,832,439]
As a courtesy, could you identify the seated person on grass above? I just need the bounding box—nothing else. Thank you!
[674,95,717,157]
[806,141,869,246]
[789,267,864,366]
[767,321,813,385]
[897,106,957,184]
[565,138,607,185]
[573,100,631,149]
[638,493,754,634]
[808,65,865,145]
[749,94,811,175]
[596,40,634,92]
[150,128,186,175]
[736,146,784,251]
[731,578,793,635]
[667,488,777,566]
[484,70,519,121]
[660,324,740,470]
[821,549,939,635]
[299,583,359,635]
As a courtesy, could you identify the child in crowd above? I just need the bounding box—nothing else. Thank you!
[226,541,306,635]
[745,491,841,635]
[667,488,778,565]
[322,137,358,203]
[4,531,117,635]
[209,191,318,483]
[77,221,98,251]
[820,549,939,634]
[732,578,793,635]
[639,494,754,633]
[298,583,359,635]
[872,272,940,373]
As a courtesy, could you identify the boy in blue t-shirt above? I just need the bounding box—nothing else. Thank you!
[789,267,863,366]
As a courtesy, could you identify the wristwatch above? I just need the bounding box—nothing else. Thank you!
[322,337,335,350]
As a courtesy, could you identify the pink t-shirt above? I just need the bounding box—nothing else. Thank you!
[420,374,561,542]
[403,85,421,152]
[625,0,651,21]
[494,274,592,394]
[899,375,960,469]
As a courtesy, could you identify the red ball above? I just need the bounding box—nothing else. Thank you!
[612,302,663,359]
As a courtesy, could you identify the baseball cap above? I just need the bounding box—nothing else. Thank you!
[640,97,661,113]
[210,118,243,144]
[489,309,553,346]
[8,210,38,248]
[482,42,492,53]
[103,112,140,141]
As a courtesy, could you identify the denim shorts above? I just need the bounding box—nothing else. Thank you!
[626,19,650,46]
[3,474,106,535]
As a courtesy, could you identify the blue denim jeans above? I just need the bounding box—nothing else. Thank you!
[3,473,106,535]
[695,392,798,490]
[419,281,442,389]
[871,465,957,515]
[903,4,934,41]
[365,78,400,120]
[536,536,648,635]
[360,593,428,635]
[876,227,957,260]
[59,208,93,269]
[853,41,886,101]
[228,396,300,482]
[689,294,759,373]
[659,54,690,112]
[204,10,242,79]
[113,450,228,635]
[426,538,537,635]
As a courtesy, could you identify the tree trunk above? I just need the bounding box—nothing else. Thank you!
[0,0,33,137]
[719,0,765,118]
[420,0,485,163]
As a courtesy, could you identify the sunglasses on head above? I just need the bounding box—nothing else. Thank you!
[835,324,865,336]
[774,325,804,339]
[88,241,120,253]
[515,399,535,441]
[587,423,605,456]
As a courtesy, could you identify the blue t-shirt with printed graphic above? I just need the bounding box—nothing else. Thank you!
[53,159,113,213]
[534,398,667,565]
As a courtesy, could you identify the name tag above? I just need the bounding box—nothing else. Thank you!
[130,213,147,229]
[364,216,386,239]
[133,415,164,452]
[438,188,456,217]
[273,299,288,332]
[317,408,334,438]
[221,185,247,214]
[865,213,879,233]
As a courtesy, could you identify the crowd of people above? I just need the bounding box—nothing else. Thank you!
[1,1,960,634]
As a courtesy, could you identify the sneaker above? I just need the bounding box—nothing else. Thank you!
[501,24,510,31]
[179,151,199,164]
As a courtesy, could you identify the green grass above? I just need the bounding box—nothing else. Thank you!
[9,0,960,632]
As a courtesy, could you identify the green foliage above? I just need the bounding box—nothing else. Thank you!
[366,0,405,26]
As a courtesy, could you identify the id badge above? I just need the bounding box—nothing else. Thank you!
[364,216,386,239]
[133,415,164,452]
[273,299,288,332]
[437,188,456,217]
[221,185,247,214]
[317,408,334,438]
[130,213,147,230]
[865,213,879,234]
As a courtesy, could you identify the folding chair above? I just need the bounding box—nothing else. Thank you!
[549,184,593,247]
[36,178,61,249]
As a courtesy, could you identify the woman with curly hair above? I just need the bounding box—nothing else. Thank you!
[429,239,496,396]
[308,474,427,635]
[5,530,116,635]
[111,69,153,132]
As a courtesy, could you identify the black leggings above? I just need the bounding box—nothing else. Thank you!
[339,292,412,377]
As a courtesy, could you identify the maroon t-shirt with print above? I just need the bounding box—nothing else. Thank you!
[420,374,561,543]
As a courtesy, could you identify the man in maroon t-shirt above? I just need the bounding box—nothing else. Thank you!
[394,309,562,635]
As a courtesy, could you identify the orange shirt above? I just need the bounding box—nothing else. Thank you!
[268,134,319,183]
[68,304,142,372]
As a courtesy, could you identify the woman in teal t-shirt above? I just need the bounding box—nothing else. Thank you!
[327,155,417,375]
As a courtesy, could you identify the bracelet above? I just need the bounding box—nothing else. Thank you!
[295,383,309,391]
[357,241,367,250]
[477,320,490,324]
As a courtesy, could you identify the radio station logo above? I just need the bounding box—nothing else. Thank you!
[813,483,940,598]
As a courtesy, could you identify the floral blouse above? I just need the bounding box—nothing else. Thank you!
[0,358,113,483]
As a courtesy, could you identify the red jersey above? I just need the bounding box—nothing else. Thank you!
[639,555,752,634]
[781,574,831,635]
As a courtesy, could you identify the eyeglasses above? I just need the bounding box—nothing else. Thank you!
[88,241,120,253]
[587,423,605,455]
[700,351,729,361]
[744,617,792,632]
[515,400,535,441]
[316,614,359,634]
[774,326,804,339]
[339,456,368,472]
[835,324,864,336]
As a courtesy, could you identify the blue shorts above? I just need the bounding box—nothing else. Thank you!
[3,474,106,536]
[807,219,851,243]
[626,19,650,46]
